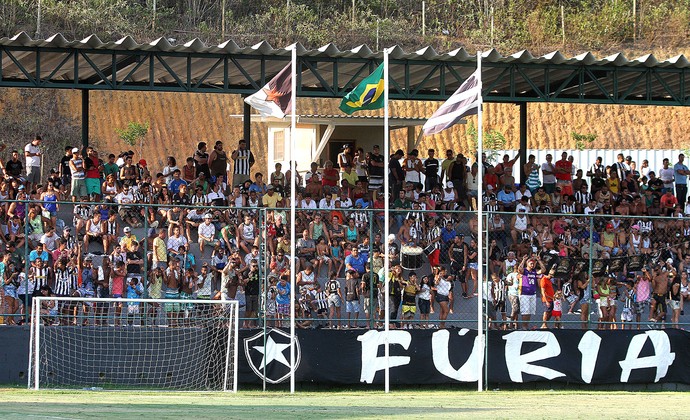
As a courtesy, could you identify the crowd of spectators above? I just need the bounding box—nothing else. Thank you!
[0,135,688,330]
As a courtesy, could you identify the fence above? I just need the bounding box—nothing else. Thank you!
[0,198,688,331]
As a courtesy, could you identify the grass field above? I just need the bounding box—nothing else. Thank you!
[0,388,686,419]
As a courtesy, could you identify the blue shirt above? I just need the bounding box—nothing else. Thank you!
[674,163,688,185]
[29,250,50,263]
[497,190,516,205]
[354,198,371,209]
[276,281,290,305]
[168,178,188,195]
[249,183,267,194]
[441,227,457,243]
[345,253,367,274]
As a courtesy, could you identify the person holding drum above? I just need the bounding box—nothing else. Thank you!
[423,218,442,268]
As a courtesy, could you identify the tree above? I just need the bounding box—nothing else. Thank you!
[571,131,596,151]
[115,121,150,157]
[466,120,507,164]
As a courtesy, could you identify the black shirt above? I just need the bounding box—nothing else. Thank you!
[60,155,72,177]
[368,153,384,177]
[5,159,22,177]
[424,158,439,177]
[126,251,142,274]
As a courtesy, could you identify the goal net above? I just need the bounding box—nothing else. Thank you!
[29,297,239,391]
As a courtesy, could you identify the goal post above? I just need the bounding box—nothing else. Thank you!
[29,297,239,392]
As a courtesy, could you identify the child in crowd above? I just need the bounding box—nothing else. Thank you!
[126,277,143,325]
[325,272,342,329]
[490,272,507,330]
[552,290,563,329]
[417,275,432,329]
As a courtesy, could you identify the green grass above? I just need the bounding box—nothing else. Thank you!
[0,388,686,419]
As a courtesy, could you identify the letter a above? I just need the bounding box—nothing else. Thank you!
[619,331,676,383]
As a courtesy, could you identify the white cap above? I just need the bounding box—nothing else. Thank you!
[123,226,132,233]
[446,181,454,188]
[388,234,396,241]
[71,147,80,153]
[666,258,674,264]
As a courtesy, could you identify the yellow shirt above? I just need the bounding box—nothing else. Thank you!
[153,237,167,263]
[119,234,138,252]
[262,192,282,208]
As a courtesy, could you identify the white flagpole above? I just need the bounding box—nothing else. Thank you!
[289,46,297,395]
[383,48,391,394]
[475,50,485,393]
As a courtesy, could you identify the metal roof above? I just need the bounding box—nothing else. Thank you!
[2,32,690,105]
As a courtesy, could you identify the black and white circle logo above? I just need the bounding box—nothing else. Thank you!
[244,328,302,384]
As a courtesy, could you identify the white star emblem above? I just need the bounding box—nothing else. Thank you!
[252,335,291,370]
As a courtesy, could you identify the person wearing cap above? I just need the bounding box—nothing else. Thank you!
[68,147,88,201]
[198,213,218,253]
[262,184,282,208]
[439,181,458,210]
[119,226,138,253]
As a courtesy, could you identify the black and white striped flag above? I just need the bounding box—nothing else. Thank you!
[422,69,481,135]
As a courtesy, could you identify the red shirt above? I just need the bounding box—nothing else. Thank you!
[322,168,339,187]
[540,275,555,302]
[554,159,572,181]
[660,193,678,209]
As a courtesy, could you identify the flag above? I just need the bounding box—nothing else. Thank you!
[244,62,292,118]
[339,63,385,115]
[422,69,482,135]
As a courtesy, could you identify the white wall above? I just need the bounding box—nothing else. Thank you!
[491,149,683,182]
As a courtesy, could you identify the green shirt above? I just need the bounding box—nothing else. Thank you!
[104,162,119,177]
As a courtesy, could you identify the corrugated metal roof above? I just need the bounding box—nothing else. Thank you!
[3,32,689,66]
[2,32,690,105]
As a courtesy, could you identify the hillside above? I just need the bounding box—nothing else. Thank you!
[52,89,688,173]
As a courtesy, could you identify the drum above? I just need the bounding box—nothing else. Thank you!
[401,245,424,270]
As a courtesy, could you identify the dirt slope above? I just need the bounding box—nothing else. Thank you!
[9,89,690,173]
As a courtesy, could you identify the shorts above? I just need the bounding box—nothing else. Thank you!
[552,310,562,318]
[435,294,449,303]
[621,307,634,322]
[71,178,88,198]
[246,295,259,313]
[519,294,536,315]
[164,292,180,312]
[402,304,416,315]
[580,296,592,306]
[26,166,41,184]
[634,300,649,315]
[598,297,610,308]
[85,178,101,195]
[346,300,360,313]
[566,294,578,305]
[543,300,554,312]
[467,262,478,270]
[653,294,666,307]
[418,299,430,315]
[669,300,681,311]
[277,302,290,315]
[127,305,140,315]
[494,300,506,313]
[509,295,520,318]
[328,294,341,308]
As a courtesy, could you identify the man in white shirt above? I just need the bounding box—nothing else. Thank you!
[24,135,42,190]
[541,154,557,194]
[658,158,675,193]
[197,214,217,253]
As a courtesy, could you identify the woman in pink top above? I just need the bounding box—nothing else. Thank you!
[634,270,652,328]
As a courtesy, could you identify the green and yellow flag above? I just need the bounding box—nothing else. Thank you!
[339,63,385,115]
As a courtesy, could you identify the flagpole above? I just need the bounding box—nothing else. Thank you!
[475,50,485,393]
[289,45,297,395]
[383,47,391,394]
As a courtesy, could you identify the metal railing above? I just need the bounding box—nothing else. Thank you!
[0,198,688,331]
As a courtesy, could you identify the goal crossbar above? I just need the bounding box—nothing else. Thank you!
[29,296,240,392]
